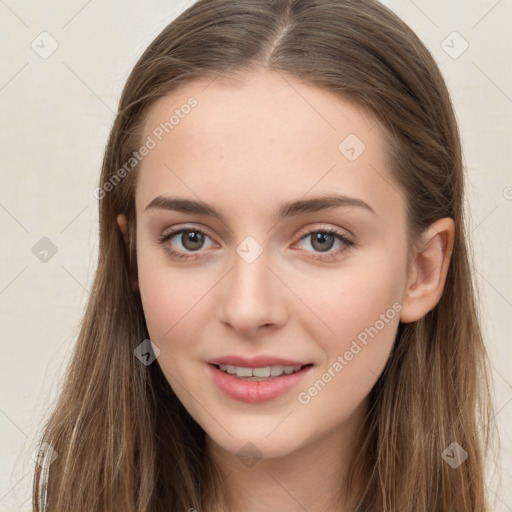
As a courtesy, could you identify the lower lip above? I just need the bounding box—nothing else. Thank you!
[207,363,313,403]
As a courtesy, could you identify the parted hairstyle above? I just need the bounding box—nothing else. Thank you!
[32,0,498,510]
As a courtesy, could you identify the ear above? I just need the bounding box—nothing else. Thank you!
[116,213,139,291]
[117,213,129,243]
[400,217,455,323]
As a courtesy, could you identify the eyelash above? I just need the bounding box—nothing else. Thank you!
[157,226,355,262]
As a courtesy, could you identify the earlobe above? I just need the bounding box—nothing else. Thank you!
[400,217,455,323]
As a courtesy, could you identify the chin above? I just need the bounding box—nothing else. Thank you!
[205,422,306,461]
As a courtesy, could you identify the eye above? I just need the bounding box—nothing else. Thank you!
[158,227,216,260]
[158,225,355,262]
[294,228,355,261]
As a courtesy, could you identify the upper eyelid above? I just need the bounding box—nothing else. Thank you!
[295,223,353,239]
[161,224,217,240]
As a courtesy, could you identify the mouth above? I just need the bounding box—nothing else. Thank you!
[207,362,314,403]
[210,363,314,381]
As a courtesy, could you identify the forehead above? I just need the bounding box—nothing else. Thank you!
[141,69,380,151]
[135,69,403,221]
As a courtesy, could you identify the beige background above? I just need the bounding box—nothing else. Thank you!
[0,0,511,510]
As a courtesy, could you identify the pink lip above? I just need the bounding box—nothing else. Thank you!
[206,355,310,367]
[206,363,314,403]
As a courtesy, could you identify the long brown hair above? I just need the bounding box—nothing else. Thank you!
[32,0,498,510]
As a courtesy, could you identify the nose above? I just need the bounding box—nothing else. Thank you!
[216,244,288,337]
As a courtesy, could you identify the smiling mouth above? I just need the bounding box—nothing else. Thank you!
[211,363,313,381]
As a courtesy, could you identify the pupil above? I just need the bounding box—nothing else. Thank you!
[311,233,334,252]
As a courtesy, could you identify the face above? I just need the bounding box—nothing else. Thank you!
[132,69,411,460]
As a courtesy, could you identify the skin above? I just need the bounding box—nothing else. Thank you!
[117,68,454,511]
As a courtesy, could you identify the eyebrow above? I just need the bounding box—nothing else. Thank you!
[145,193,375,221]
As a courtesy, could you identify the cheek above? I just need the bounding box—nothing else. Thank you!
[291,252,405,397]
[294,252,405,343]
[136,249,216,366]
[138,264,177,338]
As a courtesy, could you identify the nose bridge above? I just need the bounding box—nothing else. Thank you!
[217,238,285,333]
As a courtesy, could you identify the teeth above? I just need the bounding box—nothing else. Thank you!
[270,365,284,376]
[218,364,303,379]
[236,366,253,377]
[253,366,271,377]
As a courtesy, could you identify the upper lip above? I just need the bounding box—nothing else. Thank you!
[206,355,312,368]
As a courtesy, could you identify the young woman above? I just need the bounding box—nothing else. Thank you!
[33,0,498,510]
